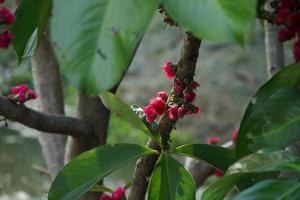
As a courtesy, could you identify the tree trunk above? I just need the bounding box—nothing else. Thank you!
[31,30,66,179]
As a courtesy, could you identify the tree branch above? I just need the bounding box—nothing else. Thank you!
[128,32,201,200]
[0,96,89,137]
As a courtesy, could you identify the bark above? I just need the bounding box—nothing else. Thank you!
[0,96,89,136]
[128,32,201,200]
[31,30,67,178]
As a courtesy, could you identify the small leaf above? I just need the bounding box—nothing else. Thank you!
[202,172,275,200]
[48,144,157,200]
[175,144,236,171]
[148,153,196,200]
[163,0,257,44]
[90,185,113,193]
[11,0,52,62]
[236,63,300,158]
[100,91,161,143]
[234,179,300,200]
[51,0,159,94]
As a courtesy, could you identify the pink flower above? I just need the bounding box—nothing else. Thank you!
[157,91,168,101]
[214,169,224,177]
[162,61,176,79]
[178,106,189,117]
[11,84,29,95]
[207,136,221,145]
[149,97,166,115]
[28,89,38,99]
[143,105,157,123]
[294,39,300,62]
[183,91,196,102]
[0,29,14,48]
[168,105,179,121]
[189,81,200,90]
[100,194,111,200]
[193,106,202,114]
[18,92,26,103]
[174,79,184,94]
[0,0,5,4]
[232,128,239,143]
[278,27,295,42]
[111,187,125,200]
[0,8,15,25]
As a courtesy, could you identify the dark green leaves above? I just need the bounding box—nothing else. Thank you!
[236,64,300,158]
[163,0,257,44]
[148,153,196,200]
[175,144,236,171]
[11,0,52,62]
[234,179,300,200]
[100,92,160,143]
[48,144,157,200]
[202,172,275,200]
[51,0,159,94]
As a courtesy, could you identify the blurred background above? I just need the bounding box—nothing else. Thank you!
[0,12,294,199]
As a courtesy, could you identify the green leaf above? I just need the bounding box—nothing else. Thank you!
[175,144,236,172]
[51,0,159,94]
[100,91,161,143]
[236,63,300,158]
[148,153,196,200]
[162,0,257,44]
[11,0,52,62]
[202,172,275,200]
[228,150,300,174]
[234,179,300,200]
[89,184,113,193]
[48,144,157,200]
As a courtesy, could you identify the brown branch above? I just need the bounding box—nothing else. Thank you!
[128,32,201,200]
[0,96,90,137]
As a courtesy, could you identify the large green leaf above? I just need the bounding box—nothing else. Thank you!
[228,150,300,174]
[174,144,236,172]
[162,0,257,44]
[234,179,300,200]
[148,153,196,200]
[51,0,159,94]
[11,0,52,62]
[202,172,275,200]
[236,63,300,158]
[202,150,300,200]
[48,144,157,200]
[100,91,161,143]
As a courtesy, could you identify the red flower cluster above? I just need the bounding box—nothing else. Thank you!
[232,128,239,143]
[10,84,38,103]
[214,169,224,177]
[100,187,125,200]
[275,0,300,61]
[207,136,221,145]
[143,61,202,123]
[0,1,14,49]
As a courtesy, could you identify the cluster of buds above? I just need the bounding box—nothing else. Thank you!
[274,0,300,61]
[9,84,37,103]
[158,6,178,27]
[100,187,125,200]
[0,0,15,48]
[143,61,202,123]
